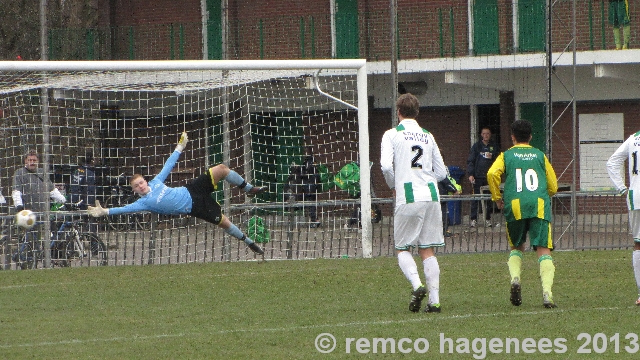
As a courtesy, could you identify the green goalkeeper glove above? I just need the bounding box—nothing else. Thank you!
[175,131,189,152]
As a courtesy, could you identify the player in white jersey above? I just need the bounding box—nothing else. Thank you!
[381,93,448,313]
[606,130,640,306]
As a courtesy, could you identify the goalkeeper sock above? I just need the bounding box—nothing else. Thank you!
[423,256,440,305]
[397,251,422,291]
[539,255,555,296]
[632,250,640,296]
[223,170,254,192]
[225,223,252,244]
[508,250,523,283]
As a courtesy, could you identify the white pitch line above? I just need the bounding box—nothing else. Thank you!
[215,306,628,334]
[0,306,632,349]
[0,333,186,349]
[0,282,77,290]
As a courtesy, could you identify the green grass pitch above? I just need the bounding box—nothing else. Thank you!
[1,250,638,359]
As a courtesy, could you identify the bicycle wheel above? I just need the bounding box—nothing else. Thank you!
[64,236,84,261]
[65,233,107,267]
[51,240,70,267]
[103,195,129,231]
[15,235,39,269]
[87,234,108,266]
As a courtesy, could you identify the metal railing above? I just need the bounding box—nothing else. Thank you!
[0,192,631,270]
[41,1,635,61]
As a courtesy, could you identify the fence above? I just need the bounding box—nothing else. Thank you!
[0,191,631,270]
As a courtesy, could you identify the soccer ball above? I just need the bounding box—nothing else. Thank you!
[15,210,37,230]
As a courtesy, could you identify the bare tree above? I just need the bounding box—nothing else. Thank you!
[0,0,100,60]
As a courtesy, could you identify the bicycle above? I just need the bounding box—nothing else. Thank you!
[103,172,151,231]
[12,222,44,270]
[10,202,108,269]
[50,216,107,267]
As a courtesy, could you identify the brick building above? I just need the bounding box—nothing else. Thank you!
[4,0,640,200]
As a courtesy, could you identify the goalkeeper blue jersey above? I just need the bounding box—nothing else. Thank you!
[109,150,192,215]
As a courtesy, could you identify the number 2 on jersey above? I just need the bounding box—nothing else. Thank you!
[515,168,538,192]
[411,145,423,169]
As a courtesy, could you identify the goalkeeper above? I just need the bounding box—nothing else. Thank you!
[87,132,266,255]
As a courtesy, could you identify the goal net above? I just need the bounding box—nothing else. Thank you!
[0,60,371,268]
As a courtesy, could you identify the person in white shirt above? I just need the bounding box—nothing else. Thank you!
[606,130,640,306]
[380,93,448,313]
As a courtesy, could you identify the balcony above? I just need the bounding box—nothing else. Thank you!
[46,1,634,61]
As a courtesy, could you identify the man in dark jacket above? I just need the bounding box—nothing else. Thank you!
[467,127,500,227]
[69,152,98,233]
[69,152,96,210]
[284,155,321,227]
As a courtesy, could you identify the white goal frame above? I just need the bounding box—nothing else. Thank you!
[0,59,373,259]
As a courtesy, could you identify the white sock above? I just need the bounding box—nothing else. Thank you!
[423,256,441,305]
[633,250,640,297]
[397,251,422,290]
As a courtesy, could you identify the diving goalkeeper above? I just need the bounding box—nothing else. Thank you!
[87,132,266,255]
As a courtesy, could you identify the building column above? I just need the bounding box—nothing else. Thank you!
[499,91,515,151]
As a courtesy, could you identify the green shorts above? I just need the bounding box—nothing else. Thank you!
[609,0,630,27]
[506,217,553,250]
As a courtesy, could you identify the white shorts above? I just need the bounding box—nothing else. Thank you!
[394,201,445,250]
[629,210,640,242]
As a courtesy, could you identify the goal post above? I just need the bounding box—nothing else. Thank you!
[0,59,372,265]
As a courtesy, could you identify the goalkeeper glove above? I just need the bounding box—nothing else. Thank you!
[87,200,109,217]
[175,131,189,152]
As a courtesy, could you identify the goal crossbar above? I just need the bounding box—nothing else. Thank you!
[0,59,366,72]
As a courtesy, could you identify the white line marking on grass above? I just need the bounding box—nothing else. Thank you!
[1,306,633,349]
[216,306,629,334]
[0,282,76,290]
[0,333,186,349]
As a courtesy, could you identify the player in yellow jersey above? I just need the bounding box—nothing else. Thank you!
[609,0,631,49]
[487,120,559,308]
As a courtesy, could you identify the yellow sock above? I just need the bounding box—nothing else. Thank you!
[508,250,523,283]
[539,255,555,296]
[623,25,631,49]
[614,28,621,49]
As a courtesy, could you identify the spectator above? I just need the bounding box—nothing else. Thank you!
[69,151,98,233]
[69,152,96,210]
[12,149,66,213]
[284,154,322,228]
[12,149,67,250]
[467,127,500,228]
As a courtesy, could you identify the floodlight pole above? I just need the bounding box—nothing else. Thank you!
[390,0,398,127]
[40,0,53,268]
[545,0,552,160]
